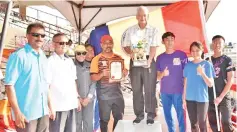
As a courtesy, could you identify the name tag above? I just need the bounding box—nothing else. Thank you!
[173,58,181,65]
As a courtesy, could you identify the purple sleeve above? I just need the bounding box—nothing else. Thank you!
[156,56,161,71]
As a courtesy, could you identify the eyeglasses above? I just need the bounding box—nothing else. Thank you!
[54,41,69,45]
[76,52,87,56]
[29,33,46,38]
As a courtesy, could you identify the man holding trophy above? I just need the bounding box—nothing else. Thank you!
[122,6,159,125]
[90,35,128,132]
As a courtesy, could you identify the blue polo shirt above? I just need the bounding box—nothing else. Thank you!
[183,60,215,102]
[5,44,49,121]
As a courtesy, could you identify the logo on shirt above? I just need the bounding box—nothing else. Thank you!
[101,61,107,67]
[173,58,181,65]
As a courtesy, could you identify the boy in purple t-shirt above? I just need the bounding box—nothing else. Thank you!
[156,32,187,132]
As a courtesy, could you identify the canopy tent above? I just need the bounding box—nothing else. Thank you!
[14,0,220,32]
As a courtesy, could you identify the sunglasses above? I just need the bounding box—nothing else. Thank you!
[76,52,87,56]
[54,41,69,45]
[29,33,46,38]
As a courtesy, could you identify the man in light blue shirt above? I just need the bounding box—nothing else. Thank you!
[5,23,50,132]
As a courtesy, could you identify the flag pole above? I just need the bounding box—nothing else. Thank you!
[208,55,221,131]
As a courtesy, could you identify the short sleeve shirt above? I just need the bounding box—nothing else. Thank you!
[4,44,49,121]
[156,50,188,94]
[90,53,123,100]
[47,53,78,111]
[207,55,235,100]
[122,24,159,55]
[184,60,215,102]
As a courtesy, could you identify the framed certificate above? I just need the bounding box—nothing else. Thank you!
[108,60,124,82]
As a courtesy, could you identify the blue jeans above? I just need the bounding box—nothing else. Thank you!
[161,93,185,132]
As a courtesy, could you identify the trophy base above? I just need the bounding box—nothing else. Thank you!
[133,60,148,67]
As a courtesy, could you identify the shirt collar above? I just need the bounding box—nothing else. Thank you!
[25,43,44,55]
[52,52,68,60]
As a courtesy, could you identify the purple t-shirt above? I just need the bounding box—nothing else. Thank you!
[156,50,188,94]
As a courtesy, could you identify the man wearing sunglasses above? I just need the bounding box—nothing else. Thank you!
[90,35,128,132]
[47,33,81,132]
[5,23,49,132]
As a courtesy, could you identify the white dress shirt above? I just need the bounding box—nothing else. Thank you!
[47,53,78,111]
[122,24,160,55]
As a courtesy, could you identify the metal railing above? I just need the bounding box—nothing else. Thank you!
[27,6,69,26]
[0,8,79,42]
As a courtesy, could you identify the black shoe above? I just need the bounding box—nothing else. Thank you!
[133,118,142,125]
[146,119,154,126]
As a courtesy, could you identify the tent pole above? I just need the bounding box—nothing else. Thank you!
[78,1,85,44]
[0,1,13,62]
[71,3,81,44]
[78,5,81,43]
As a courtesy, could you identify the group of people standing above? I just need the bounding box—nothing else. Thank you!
[3,5,235,132]
[157,32,235,132]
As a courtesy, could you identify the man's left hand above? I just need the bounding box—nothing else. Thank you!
[214,96,223,105]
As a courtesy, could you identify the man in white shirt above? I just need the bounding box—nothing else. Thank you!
[47,33,81,132]
[122,6,159,125]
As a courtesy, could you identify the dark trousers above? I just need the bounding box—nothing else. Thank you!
[208,98,234,132]
[130,59,157,120]
[98,97,124,132]
[16,115,49,132]
[186,100,209,132]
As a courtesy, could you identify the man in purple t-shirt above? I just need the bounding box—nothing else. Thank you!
[156,32,187,132]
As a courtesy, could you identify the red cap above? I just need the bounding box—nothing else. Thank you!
[100,35,113,43]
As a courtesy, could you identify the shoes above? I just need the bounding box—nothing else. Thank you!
[146,119,154,126]
[133,118,142,125]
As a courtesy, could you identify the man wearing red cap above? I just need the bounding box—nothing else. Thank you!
[90,35,128,132]
[122,6,159,125]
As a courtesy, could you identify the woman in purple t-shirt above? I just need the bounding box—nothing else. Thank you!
[183,42,215,132]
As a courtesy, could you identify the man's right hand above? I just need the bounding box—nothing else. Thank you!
[15,111,29,128]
